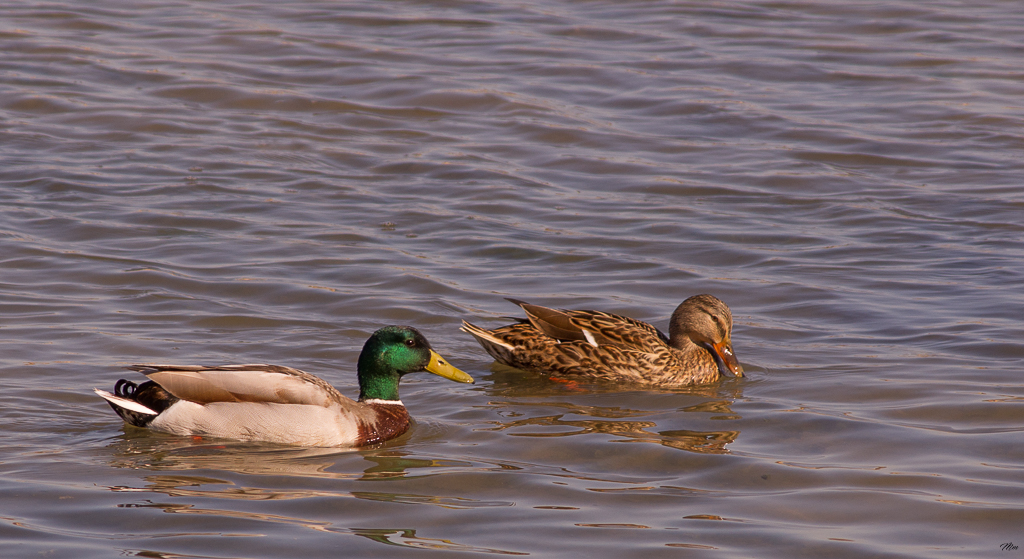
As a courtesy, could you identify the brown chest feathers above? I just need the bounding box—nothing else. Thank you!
[356,401,412,445]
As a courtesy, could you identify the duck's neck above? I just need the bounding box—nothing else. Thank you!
[356,355,403,401]
[358,373,401,401]
[668,333,700,354]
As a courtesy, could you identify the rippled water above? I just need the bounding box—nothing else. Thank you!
[3,0,1023,557]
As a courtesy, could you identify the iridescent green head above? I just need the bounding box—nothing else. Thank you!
[356,325,473,401]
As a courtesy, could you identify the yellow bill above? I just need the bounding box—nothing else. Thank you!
[426,350,474,384]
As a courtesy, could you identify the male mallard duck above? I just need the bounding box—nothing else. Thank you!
[461,294,743,386]
[94,326,473,447]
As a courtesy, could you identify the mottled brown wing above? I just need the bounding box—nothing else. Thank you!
[472,320,655,378]
[556,342,662,380]
[510,300,668,352]
[562,309,669,352]
[516,302,590,342]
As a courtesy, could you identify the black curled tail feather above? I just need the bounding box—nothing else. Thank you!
[114,379,138,399]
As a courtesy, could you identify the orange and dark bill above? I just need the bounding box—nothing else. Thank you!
[711,340,743,377]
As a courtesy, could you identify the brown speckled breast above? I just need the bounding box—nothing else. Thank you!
[356,402,411,445]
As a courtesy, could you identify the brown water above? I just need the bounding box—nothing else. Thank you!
[2,0,1023,557]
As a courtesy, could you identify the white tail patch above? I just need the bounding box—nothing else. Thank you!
[581,329,599,348]
[94,388,158,416]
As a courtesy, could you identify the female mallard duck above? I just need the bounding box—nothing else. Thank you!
[461,294,743,386]
[94,326,473,447]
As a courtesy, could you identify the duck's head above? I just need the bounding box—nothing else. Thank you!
[669,294,744,377]
[357,325,474,401]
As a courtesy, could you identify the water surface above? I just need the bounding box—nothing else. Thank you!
[2,1,1023,557]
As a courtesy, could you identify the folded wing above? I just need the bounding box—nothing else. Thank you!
[510,299,668,352]
[130,364,343,407]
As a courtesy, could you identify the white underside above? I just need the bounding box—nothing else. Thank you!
[150,400,364,447]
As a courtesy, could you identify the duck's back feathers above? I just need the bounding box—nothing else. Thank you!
[128,364,343,407]
[512,299,668,351]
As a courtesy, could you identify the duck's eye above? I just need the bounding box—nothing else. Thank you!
[405,339,416,347]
